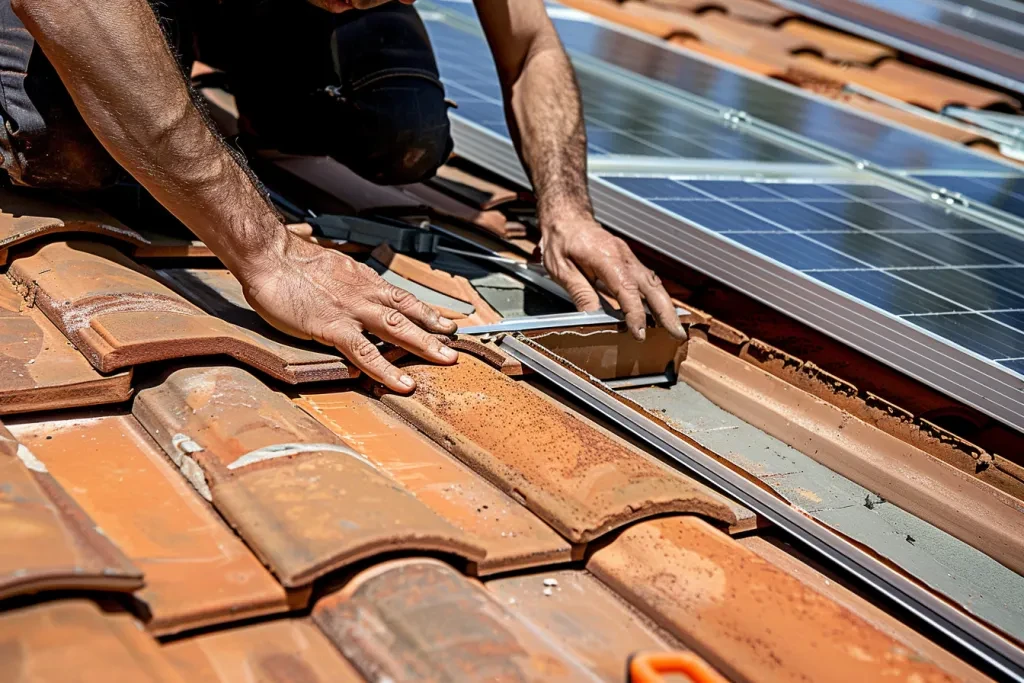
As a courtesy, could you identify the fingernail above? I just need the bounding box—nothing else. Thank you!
[441,346,458,361]
[636,327,646,341]
[439,317,455,328]
[400,375,415,389]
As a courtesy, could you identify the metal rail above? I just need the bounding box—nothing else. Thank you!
[498,333,1024,683]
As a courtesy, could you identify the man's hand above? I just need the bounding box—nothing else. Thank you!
[241,233,458,393]
[541,217,686,341]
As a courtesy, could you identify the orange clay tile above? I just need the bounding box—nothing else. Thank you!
[645,0,792,23]
[381,352,744,543]
[133,365,486,587]
[739,536,992,683]
[560,0,687,39]
[527,326,684,380]
[679,337,1024,577]
[0,188,149,266]
[295,390,572,573]
[431,164,521,210]
[6,241,351,383]
[588,516,960,683]
[400,183,520,240]
[834,94,987,145]
[370,244,503,325]
[0,600,185,683]
[486,569,678,680]
[778,19,895,63]
[162,619,363,682]
[670,35,790,76]
[0,423,141,600]
[0,275,132,415]
[312,558,596,681]
[7,415,292,636]
[271,154,424,214]
[133,237,215,260]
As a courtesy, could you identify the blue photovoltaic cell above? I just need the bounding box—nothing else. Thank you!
[807,270,965,315]
[913,175,1024,220]
[806,232,937,268]
[881,233,1011,266]
[909,313,1024,360]
[652,201,781,233]
[726,233,863,270]
[895,268,1024,311]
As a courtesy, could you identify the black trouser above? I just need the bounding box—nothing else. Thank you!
[0,0,453,189]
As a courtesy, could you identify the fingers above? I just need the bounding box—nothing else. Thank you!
[638,269,687,340]
[367,304,459,366]
[596,262,647,340]
[558,260,603,313]
[329,326,417,393]
[377,283,458,335]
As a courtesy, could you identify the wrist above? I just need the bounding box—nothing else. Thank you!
[221,216,293,284]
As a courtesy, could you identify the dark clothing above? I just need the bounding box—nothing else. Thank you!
[0,1,453,189]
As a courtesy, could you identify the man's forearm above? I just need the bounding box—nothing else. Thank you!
[13,0,284,277]
[502,36,593,226]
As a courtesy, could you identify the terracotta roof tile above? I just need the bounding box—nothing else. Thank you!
[559,0,687,39]
[381,352,745,542]
[312,558,596,681]
[0,190,149,266]
[644,0,793,24]
[0,423,142,600]
[486,568,679,680]
[6,414,292,636]
[778,19,895,63]
[669,35,790,75]
[295,389,572,573]
[0,600,184,682]
[400,183,519,240]
[270,155,423,214]
[133,365,486,587]
[681,337,1024,576]
[588,516,960,682]
[528,326,684,380]
[6,242,351,383]
[0,276,132,415]
[162,619,363,682]
[430,164,522,211]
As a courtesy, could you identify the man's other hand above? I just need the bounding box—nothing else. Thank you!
[240,233,458,393]
[541,217,686,342]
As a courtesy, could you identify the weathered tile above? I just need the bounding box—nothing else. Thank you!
[486,569,678,681]
[0,276,131,415]
[0,600,184,683]
[133,366,486,587]
[312,558,595,681]
[7,241,351,383]
[8,415,292,636]
[528,326,684,380]
[162,619,362,682]
[0,189,149,265]
[588,516,961,683]
[381,352,744,543]
[296,390,572,573]
[0,423,142,600]
[430,164,521,210]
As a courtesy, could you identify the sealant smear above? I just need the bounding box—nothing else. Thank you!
[15,443,47,473]
[53,292,203,333]
[226,442,373,470]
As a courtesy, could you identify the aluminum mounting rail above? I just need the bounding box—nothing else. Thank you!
[498,333,1024,683]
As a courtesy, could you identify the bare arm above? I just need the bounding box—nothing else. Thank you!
[12,0,458,391]
[474,0,683,340]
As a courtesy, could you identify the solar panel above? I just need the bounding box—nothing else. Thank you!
[912,174,1024,221]
[592,175,1024,429]
[426,18,820,164]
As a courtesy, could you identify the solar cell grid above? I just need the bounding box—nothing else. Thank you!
[912,175,1024,221]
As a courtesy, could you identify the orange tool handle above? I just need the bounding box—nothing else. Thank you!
[628,651,729,683]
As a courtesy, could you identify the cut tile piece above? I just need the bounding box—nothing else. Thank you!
[0,600,184,683]
[295,390,572,573]
[381,352,744,543]
[8,415,291,636]
[678,338,1024,577]
[0,422,141,600]
[430,164,522,210]
[528,326,684,380]
[589,516,960,683]
[0,188,149,265]
[133,365,486,587]
[739,536,991,683]
[163,619,362,682]
[312,558,596,681]
[487,569,678,681]
[0,276,132,415]
[7,242,351,383]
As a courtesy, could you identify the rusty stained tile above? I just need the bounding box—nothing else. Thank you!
[588,516,960,683]
[0,422,142,600]
[133,365,486,587]
[312,558,596,681]
[430,164,522,210]
[6,241,351,383]
[486,569,678,681]
[162,619,362,682]
[528,326,684,380]
[0,600,184,683]
[295,390,572,573]
[7,415,293,636]
[0,188,149,266]
[382,352,744,543]
[680,338,1024,577]
[739,536,992,683]
[0,275,132,415]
